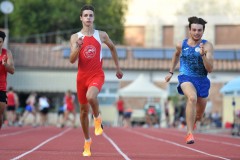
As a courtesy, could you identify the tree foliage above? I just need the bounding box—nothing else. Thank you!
[0,0,127,44]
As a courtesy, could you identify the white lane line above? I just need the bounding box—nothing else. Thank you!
[11,128,72,160]
[103,132,131,160]
[197,137,240,147]
[200,132,240,139]
[149,129,240,148]
[0,128,38,138]
[127,129,231,160]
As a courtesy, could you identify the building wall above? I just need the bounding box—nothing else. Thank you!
[124,0,240,47]
[222,96,240,126]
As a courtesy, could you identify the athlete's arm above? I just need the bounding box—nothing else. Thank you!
[3,50,15,74]
[165,42,182,82]
[69,34,82,64]
[14,93,19,108]
[200,42,214,73]
[100,31,123,79]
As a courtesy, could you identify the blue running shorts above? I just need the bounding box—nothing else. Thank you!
[25,105,33,112]
[177,75,210,98]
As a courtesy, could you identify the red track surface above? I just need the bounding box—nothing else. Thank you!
[1,126,239,160]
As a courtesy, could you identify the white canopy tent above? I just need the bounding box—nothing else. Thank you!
[118,74,169,127]
[118,74,168,99]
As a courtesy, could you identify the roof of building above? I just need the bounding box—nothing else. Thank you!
[9,43,240,71]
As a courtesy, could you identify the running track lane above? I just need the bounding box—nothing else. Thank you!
[123,128,240,159]
[1,126,240,159]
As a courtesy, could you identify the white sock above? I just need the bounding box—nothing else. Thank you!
[85,138,91,142]
[94,113,100,120]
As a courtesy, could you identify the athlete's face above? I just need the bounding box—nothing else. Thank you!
[189,23,204,41]
[80,10,94,27]
[0,38,3,49]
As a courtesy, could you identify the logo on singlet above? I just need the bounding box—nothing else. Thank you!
[195,47,200,52]
[83,45,96,59]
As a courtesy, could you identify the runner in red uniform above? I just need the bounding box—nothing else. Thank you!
[0,31,15,130]
[69,5,123,156]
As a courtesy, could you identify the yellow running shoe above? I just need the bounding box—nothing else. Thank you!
[82,140,92,156]
[94,117,103,136]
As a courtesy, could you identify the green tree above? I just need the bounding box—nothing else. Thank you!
[6,0,127,44]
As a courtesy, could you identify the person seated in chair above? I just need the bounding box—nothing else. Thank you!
[145,105,159,128]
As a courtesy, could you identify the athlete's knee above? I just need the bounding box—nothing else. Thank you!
[80,107,88,117]
[86,95,97,104]
[196,111,204,121]
[80,110,88,117]
[0,106,5,114]
[195,115,202,121]
[187,95,197,104]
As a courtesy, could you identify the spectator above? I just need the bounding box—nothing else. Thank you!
[211,111,221,128]
[145,105,159,128]
[18,92,37,127]
[123,107,132,128]
[38,96,49,126]
[6,87,19,126]
[61,90,76,128]
[56,105,65,127]
[164,97,171,128]
[116,96,124,126]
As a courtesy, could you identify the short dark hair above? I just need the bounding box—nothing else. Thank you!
[8,86,13,91]
[80,5,95,16]
[188,16,207,31]
[0,31,6,41]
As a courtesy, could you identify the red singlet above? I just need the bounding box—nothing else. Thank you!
[117,100,124,112]
[0,48,8,91]
[65,95,74,112]
[76,30,104,104]
[7,92,15,106]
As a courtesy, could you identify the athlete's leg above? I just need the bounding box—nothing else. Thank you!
[32,111,37,126]
[71,110,76,127]
[6,110,12,125]
[19,111,28,124]
[0,102,6,129]
[61,110,68,127]
[195,97,207,123]
[181,82,197,134]
[86,86,100,118]
[80,103,90,139]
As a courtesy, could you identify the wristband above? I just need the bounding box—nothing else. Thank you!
[169,71,173,75]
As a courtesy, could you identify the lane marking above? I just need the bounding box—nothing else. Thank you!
[127,129,231,160]
[148,128,240,148]
[103,132,131,160]
[0,128,39,138]
[11,128,72,160]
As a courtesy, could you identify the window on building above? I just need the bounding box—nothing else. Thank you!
[215,25,240,45]
[124,26,145,46]
[162,26,174,47]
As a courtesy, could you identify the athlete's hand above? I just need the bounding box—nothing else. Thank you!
[165,73,172,82]
[2,55,7,66]
[116,69,123,79]
[76,37,83,48]
[199,43,207,56]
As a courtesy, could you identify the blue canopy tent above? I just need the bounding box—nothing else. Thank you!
[220,76,240,95]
